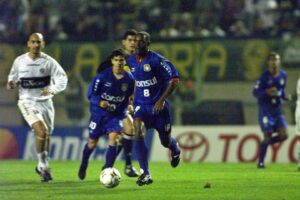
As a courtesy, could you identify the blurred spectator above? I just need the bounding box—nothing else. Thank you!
[1,0,300,43]
[229,20,250,37]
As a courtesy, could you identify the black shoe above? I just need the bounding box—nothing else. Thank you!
[136,173,153,186]
[125,165,139,177]
[78,162,88,180]
[35,167,52,182]
[171,150,181,168]
[44,168,53,181]
[257,162,265,169]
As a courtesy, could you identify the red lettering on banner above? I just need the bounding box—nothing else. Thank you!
[289,136,300,162]
[269,143,283,162]
[237,134,260,162]
[219,134,237,162]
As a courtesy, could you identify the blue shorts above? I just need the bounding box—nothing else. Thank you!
[133,102,172,134]
[88,112,124,140]
[258,109,287,134]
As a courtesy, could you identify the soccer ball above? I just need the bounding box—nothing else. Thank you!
[100,168,121,188]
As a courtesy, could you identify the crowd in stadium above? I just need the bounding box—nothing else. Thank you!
[1,0,300,43]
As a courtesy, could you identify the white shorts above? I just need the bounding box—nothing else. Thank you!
[18,99,55,134]
[295,105,300,136]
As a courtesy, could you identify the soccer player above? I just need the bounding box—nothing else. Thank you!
[295,78,300,171]
[126,31,181,186]
[78,49,135,180]
[96,29,139,177]
[6,33,68,182]
[253,52,291,168]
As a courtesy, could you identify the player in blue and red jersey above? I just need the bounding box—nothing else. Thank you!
[126,31,181,186]
[78,49,135,180]
[253,52,291,168]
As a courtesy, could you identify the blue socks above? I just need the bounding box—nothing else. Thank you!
[169,137,180,154]
[258,141,268,164]
[103,145,117,169]
[122,136,133,166]
[82,143,94,165]
[135,139,149,175]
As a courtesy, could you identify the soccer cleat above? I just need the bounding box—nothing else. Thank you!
[35,167,52,182]
[136,173,153,186]
[170,150,181,168]
[124,165,139,177]
[78,162,88,180]
[44,168,53,181]
[257,162,265,169]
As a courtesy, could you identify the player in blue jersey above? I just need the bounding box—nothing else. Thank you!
[253,52,291,168]
[96,29,139,177]
[78,49,135,180]
[126,31,181,186]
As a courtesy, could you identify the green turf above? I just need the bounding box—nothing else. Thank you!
[1,161,300,200]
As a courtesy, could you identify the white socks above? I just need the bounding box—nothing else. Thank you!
[37,151,49,170]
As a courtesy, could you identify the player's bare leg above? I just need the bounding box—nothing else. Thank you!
[32,121,52,182]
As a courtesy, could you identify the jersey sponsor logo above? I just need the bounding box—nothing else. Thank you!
[280,79,284,85]
[136,76,157,87]
[101,93,125,103]
[20,76,51,89]
[143,64,151,72]
[121,83,128,92]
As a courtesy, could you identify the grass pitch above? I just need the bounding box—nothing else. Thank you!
[1,161,300,200]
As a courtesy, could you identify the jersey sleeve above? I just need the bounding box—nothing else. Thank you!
[49,58,68,94]
[158,57,180,84]
[7,58,19,83]
[280,73,287,99]
[87,74,103,106]
[253,76,268,99]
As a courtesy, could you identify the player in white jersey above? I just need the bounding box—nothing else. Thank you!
[295,78,300,171]
[6,33,68,182]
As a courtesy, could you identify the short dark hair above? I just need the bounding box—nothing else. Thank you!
[137,31,151,45]
[109,49,125,60]
[267,52,279,60]
[122,29,137,40]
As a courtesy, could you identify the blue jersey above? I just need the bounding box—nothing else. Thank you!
[253,69,287,112]
[253,69,288,133]
[87,67,135,119]
[126,51,179,105]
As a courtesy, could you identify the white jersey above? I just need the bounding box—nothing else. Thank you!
[296,78,300,135]
[7,52,68,101]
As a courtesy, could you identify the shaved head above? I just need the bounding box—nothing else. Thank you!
[29,32,44,41]
[27,32,45,59]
